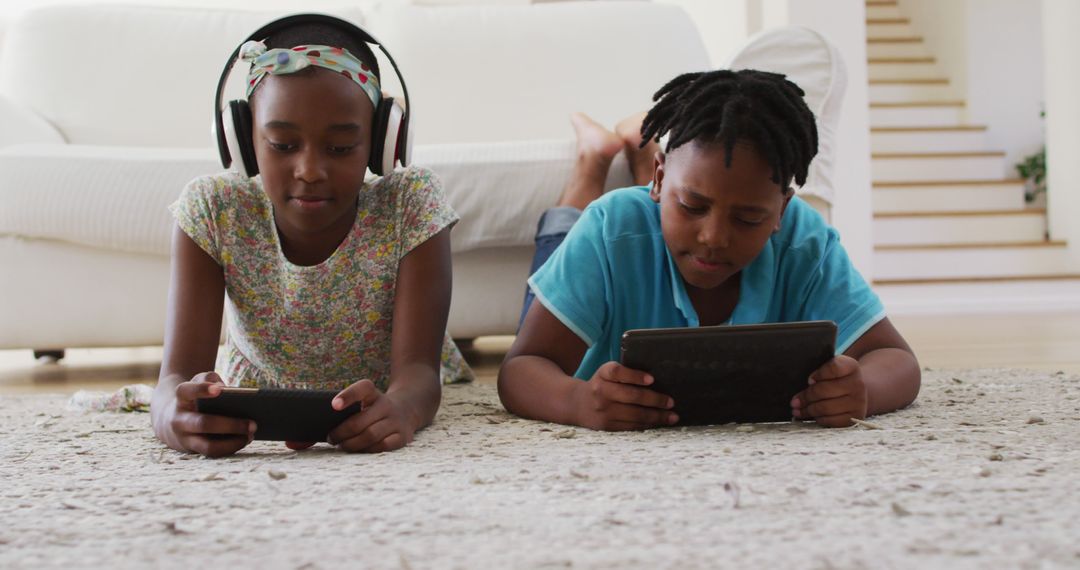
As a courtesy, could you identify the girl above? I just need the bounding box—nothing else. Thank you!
[499,70,920,431]
[151,17,472,457]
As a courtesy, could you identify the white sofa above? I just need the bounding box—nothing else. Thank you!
[0,2,841,355]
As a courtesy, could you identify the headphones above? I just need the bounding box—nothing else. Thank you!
[213,13,412,178]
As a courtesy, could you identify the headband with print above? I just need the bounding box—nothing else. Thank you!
[241,40,381,107]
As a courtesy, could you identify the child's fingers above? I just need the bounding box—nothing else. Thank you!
[598,380,673,410]
[814,413,858,429]
[605,402,678,429]
[327,396,388,445]
[798,379,851,406]
[336,417,397,453]
[597,362,654,386]
[192,371,225,385]
[363,432,409,454]
[172,410,254,438]
[180,433,251,458]
[332,379,379,411]
[597,419,652,432]
[801,397,857,421]
[810,355,859,382]
[175,373,225,402]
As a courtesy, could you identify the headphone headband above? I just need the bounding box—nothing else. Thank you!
[213,13,411,173]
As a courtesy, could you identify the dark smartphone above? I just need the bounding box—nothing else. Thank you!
[196,387,362,441]
[620,321,837,425]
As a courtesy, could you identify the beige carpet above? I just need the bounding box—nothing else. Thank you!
[2,368,1079,569]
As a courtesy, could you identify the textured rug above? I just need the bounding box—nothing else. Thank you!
[2,369,1079,569]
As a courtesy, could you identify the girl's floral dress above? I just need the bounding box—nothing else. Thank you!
[170,166,473,391]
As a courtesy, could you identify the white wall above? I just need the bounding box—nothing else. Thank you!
[966,0,1045,172]
[902,0,967,99]
[657,0,749,67]
[1042,0,1080,261]
[902,0,1045,175]
[750,0,875,277]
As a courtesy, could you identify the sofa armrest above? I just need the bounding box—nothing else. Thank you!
[0,93,65,147]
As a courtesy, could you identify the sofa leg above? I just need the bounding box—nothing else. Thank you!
[33,349,66,363]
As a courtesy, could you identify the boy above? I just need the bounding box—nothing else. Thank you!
[498,69,920,430]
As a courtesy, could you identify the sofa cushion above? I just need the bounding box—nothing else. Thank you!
[0,94,65,146]
[0,140,632,256]
[364,1,711,145]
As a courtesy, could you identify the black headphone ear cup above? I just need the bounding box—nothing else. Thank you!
[396,112,411,168]
[230,100,258,178]
[368,97,394,176]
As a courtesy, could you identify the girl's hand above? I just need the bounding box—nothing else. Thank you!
[164,372,256,457]
[790,355,867,428]
[572,361,678,431]
[327,380,415,453]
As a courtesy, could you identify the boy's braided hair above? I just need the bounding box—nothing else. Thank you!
[640,69,818,190]
[262,23,381,80]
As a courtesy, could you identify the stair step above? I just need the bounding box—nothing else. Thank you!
[868,56,935,64]
[868,61,941,80]
[866,5,903,19]
[867,36,923,43]
[876,239,1066,250]
[875,274,1080,286]
[870,101,966,127]
[867,22,915,38]
[875,241,1071,281]
[874,276,1080,314]
[870,126,988,153]
[867,40,929,59]
[870,80,953,103]
[874,179,1026,213]
[873,209,1048,246]
[872,152,1008,182]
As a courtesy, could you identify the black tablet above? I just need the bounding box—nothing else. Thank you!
[620,321,837,425]
[196,387,362,441]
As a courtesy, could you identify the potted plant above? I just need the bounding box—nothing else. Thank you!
[1016,146,1046,205]
[1016,109,1047,207]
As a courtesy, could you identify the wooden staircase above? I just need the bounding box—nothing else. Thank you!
[865,0,1076,286]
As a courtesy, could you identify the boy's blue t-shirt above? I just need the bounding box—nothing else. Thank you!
[527,186,886,380]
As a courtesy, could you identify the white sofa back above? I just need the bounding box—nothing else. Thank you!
[0,2,709,150]
[367,1,710,145]
[0,4,361,148]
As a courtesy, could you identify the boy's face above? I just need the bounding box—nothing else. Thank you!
[651,140,792,292]
[250,68,375,236]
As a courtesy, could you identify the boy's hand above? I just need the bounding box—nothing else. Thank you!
[790,355,867,428]
[166,372,256,457]
[572,362,678,431]
[327,379,414,453]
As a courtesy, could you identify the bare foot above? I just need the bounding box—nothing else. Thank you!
[557,113,623,210]
[615,111,661,186]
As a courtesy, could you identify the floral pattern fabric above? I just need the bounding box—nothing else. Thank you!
[170,166,474,391]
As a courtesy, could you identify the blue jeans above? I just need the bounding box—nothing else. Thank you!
[519,206,581,328]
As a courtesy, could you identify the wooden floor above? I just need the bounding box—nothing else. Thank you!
[2,313,1079,395]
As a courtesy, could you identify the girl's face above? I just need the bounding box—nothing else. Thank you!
[250,68,376,237]
[651,140,791,292]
